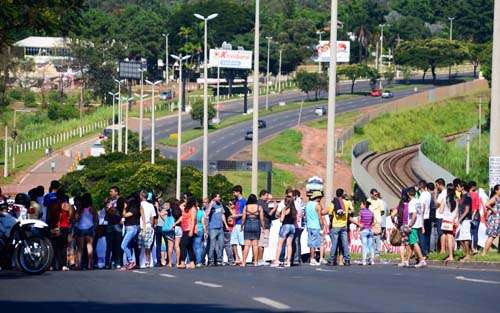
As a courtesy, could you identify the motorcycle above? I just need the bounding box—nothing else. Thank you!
[0,196,53,275]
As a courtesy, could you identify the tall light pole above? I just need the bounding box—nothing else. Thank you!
[448,17,455,79]
[145,79,162,164]
[251,0,260,194]
[278,48,282,93]
[325,0,339,205]
[265,36,272,111]
[171,54,191,199]
[379,24,388,71]
[124,95,133,155]
[489,0,500,189]
[108,91,119,152]
[195,12,218,199]
[138,68,146,151]
[162,33,169,83]
[3,125,8,177]
[114,79,125,152]
[316,30,325,73]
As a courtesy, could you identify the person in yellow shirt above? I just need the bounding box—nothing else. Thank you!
[323,188,356,266]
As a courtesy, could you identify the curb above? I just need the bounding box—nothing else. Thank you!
[426,260,500,270]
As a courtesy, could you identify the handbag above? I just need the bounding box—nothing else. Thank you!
[441,215,454,231]
[389,228,402,246]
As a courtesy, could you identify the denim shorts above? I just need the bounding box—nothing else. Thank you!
[307,228,321,248]
[163,230,175,241]
[175,226,182,238]
[279,224,295,239]
[230,224,244,246]
[75,226,95,237]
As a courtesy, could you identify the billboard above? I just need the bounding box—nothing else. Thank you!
[209,49,253,69]
[316,40,350,63]
[119,61,144,80]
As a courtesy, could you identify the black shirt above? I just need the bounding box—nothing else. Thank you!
[282,209,296,225]
[459,193,472,220]
[124,204,140,226]
[258,199,271,229]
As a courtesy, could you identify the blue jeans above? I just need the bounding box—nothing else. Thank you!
[121,225,138,263]
[330,227,350,262]
[419,219,432,256]
[373,234,381,257]
[208,228,224,264]
[360,229,373,262]
[193,232,204,265]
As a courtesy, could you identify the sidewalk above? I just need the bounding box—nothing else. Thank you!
[2,136,98,194]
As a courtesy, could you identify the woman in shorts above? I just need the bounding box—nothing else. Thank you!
[241,194,264,267]
[271,196,297,268]
[482,185,500,256]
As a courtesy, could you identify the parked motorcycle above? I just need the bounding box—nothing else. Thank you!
[0,195,53,275]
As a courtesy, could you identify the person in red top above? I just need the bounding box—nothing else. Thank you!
[47,190,73,271]
[178,197,197,269]
[468,181,481,253]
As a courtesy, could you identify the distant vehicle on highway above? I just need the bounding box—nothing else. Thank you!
[244,131,253,140]
[90,141,105,157]
[381,90,394,98]
[160,90,173,100]
[103,125,125,138]
[314,106,327,116]
[258,120,267,129]
[370,88,382,97]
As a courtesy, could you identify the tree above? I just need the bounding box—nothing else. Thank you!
[466,42,485,78]
[479,41,493,84]
[338,64,377,94]
[384,66,396,85]
[191,101,216,127]
[295,71,316,99]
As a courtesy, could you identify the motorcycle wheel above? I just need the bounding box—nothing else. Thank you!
[15,237,52,275]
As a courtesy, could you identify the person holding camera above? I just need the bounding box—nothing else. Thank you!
[326,188,355,266]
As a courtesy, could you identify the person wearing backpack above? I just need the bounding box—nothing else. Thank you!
[326,188,355,266]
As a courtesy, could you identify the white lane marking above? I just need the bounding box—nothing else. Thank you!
[132,270,147,274]
[160,273,176,278]
[194,281,222,288]
[456,276,500,284]
[316,268,336,272]
[253,297,291,310]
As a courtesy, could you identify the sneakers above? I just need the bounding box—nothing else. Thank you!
[319,258,328,265]
[397,261,409,267]
[270,262,280,268]
[310,260,320,266]
[415,260,427,268]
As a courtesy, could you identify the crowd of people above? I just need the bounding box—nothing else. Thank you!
[0,176,498,271]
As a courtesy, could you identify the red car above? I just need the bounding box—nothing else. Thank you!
[370,88,382,97]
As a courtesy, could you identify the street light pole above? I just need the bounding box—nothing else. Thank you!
[251,0,260,194]
[195,13,218,199]
[325,0,339,205]
[3,125,8,177]
[278,48,282,94]
[265,36,272,111]
[124,95,133,155]
[138,68,146,151]
[489,0,500,189]
[163,34,169,83]
[108,91,119,152]
[114,79,125,152]
[171,54,191,199]
[145,80,162,164]
[448,17,455,79]
[316,30,325,73]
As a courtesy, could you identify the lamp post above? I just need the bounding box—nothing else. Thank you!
[448,17,455,79]
[145,80,162,164]
[316,30,325,73]
[251,0,260,194]
[123,95,134,155]
[278,48,282,94]
[265,36,272,111]
[194,12,218,199]
[138,68,146,151]
[489,0,500,189]
[114,79,125,152]
[107,91,119,152]
[325,0,339,204]
[3,125,7,177]
[171,54,191,199]
[162,33,169,83]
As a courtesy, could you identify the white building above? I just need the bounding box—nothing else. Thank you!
[14,36,71,65]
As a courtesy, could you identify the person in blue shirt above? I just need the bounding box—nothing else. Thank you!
[230,185,246,265]
[207,193,228,266]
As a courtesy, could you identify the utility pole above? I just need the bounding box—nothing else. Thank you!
[325,0,339,205]
[138,68,146,151]
[171,54,191,199]
[3,125,8,177]
[195,12,218,199]
[278,48,282,94]
[489,0,500,189]
[108,91,119,152]
[466,134,471,175]
[265,36,272,111]
[479,96,482,147]
[316,30,325,73]
[145,80,162,164]
[163,34,169,83]
[379,23,389,89]
[251,0,260,194]
[448,17,455,80]
[114,79,125,152]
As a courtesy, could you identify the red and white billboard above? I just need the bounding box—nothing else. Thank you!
[209,49,253,69]
[316,40,350,63]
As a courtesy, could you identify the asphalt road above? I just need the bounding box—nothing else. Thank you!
[1,265,499,313]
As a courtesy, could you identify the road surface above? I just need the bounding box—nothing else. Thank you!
[1,264,498,313]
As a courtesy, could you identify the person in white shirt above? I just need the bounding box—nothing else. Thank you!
[418,181,432,257]
[434,178,447,253]
[407,187,426,267]
[138,191,156,268]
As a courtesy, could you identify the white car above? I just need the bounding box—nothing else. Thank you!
[381,90,394,98]
[314,107,326,116]
[90,141,105,157]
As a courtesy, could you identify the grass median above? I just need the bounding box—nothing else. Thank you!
[221,168,296,197]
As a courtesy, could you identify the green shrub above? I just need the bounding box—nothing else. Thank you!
[7,88,23,101]
[47,103,79,120]
[23,90,37,107]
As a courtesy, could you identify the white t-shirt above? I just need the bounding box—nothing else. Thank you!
[436,189,447,219]
[140,200,156,229]
[419,190,432,220]
[408,198,423,229]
